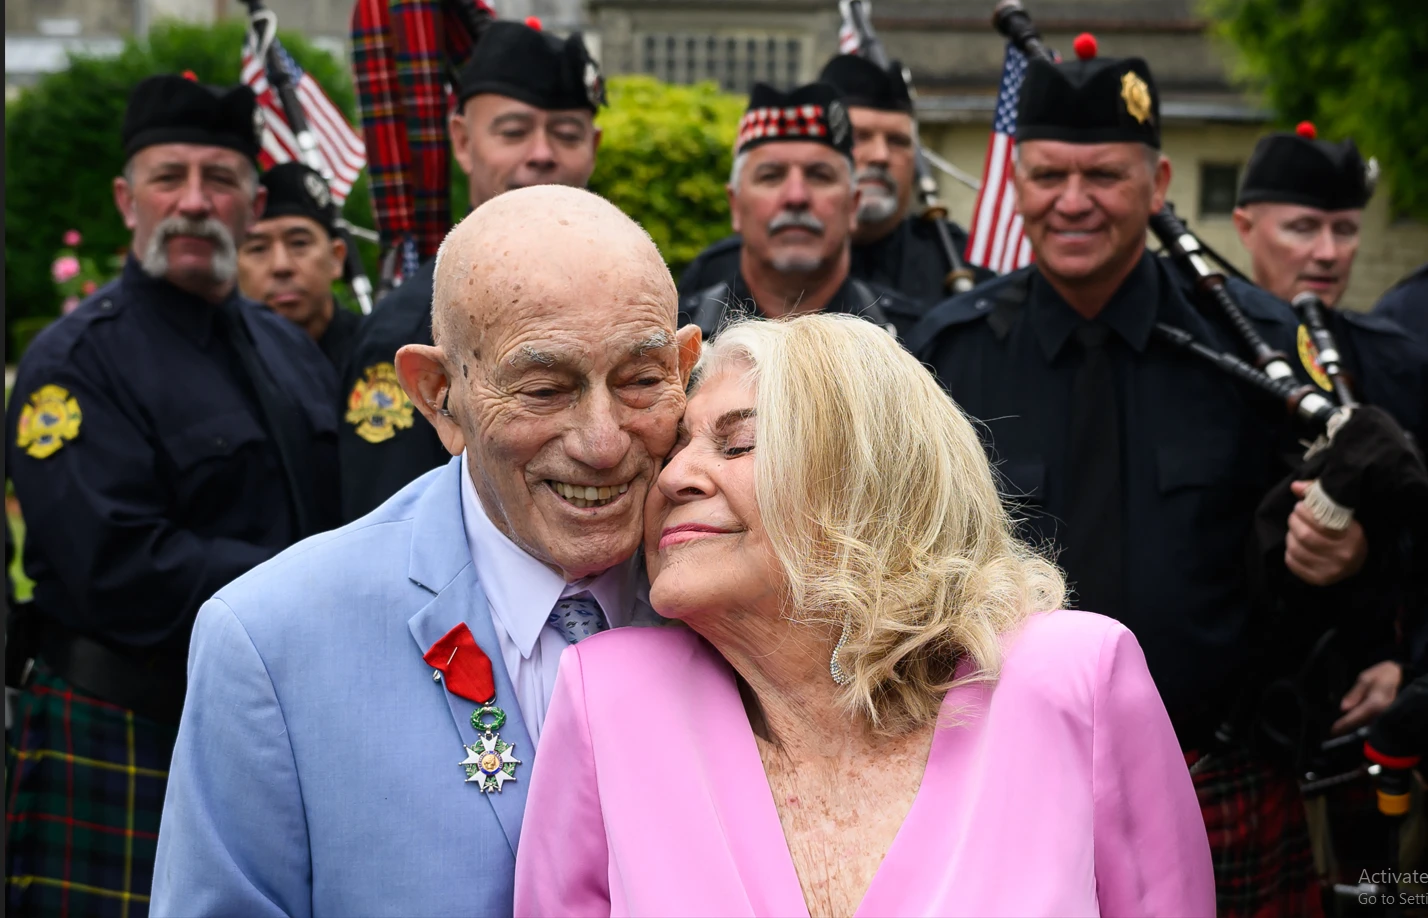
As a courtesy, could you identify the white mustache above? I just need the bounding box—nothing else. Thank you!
[768,211,825,235]
[141,216,238,284]
[855,166,898,194]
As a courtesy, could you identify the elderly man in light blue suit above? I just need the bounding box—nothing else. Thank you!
[151,185,700,916]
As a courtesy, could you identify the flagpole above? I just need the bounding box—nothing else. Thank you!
[839,0,977,295]
[243,0,376,315]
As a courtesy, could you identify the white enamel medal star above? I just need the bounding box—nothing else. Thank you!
[460,731,521,794]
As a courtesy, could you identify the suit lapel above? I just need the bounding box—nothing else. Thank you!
[404,457,535,857]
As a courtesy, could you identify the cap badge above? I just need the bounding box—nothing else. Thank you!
[584,60,606,109]
[303,171,332,210]
[826,99,850,148]
[252,105,267,143]
[1364,156,1381,197]
[1120,71,1152,125]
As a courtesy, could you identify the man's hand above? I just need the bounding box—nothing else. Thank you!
[1332,660,1403,736]
[1284,480,1368,586]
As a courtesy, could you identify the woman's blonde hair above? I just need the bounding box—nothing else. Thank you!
[693,313,1066,734]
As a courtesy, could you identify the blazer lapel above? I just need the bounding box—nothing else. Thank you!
[404,457,536,857]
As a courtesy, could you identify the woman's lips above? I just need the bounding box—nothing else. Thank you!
[658,523,735,550]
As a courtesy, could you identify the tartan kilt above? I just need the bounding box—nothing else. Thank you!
[1191,746,1324,918]
[5,665,179,917]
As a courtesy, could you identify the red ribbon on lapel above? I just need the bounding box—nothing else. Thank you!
[424,623,495,705]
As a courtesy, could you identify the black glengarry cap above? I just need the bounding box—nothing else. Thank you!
[456,20,605,112]
[259,162,335,234]
[1237,124,1373,211]
[1016,53,1160,149]
[817,54,913,113]
[123,73,262,163]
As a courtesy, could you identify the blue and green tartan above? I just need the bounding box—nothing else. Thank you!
[5,666,178,917]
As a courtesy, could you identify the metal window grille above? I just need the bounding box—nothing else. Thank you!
[638,32,805,93]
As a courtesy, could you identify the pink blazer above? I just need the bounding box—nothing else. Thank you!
[514,610,1214,917]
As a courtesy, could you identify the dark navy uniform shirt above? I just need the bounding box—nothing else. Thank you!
[338,259,448,522]
[911,251,1321,741]
[319,301,364,372]
[5,258,340,654]
[677,216,994,305]
[679,270,926,342]
[1372,263,1428,346]
[1318,300,1428,447]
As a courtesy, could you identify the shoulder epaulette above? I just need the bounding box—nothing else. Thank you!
[904,268,1032,356]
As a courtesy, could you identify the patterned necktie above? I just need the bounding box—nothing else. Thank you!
[546,592,609,645]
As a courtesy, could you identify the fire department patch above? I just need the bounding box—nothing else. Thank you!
[16,384,83,459]
[1296,324,1334,392]
[345,362,415,444]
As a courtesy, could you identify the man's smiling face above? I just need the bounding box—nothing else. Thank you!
[396,186,700,581]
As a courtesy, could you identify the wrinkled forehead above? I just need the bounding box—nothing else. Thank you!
[847,106,913,135]
[743,141,852,175]
[452,256,675,360]
[1251,201,1364,226]
[1015,139,1147,170]
[128,142,251,177]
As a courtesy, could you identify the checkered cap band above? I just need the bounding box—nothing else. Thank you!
[736,104,830,152]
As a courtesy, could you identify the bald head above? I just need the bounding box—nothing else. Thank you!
[431,185,676,358]
[395,183,700,583]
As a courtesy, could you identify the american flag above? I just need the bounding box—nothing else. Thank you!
[838,20,861,53]
[965,44,1033,274]
[837,0,863,53]
[241,42,366,204]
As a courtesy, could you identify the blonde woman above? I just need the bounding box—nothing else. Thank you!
[514,314,1213,917]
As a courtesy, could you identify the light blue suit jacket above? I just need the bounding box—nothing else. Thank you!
[152,458,559,916]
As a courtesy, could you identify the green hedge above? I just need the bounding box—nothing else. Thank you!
[588,75,745,274]
[5,23,743,362]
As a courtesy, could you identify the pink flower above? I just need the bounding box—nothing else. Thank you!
[62,296,81,315]
[82,280,97,295]
[63,229,82,247]
[52,255,80,283]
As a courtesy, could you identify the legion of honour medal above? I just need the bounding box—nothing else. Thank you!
[424,623,522,794]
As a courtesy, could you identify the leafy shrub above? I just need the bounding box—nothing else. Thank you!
[589,75,745,276]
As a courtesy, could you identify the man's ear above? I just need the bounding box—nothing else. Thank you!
[395,343,466,457]
[1150,155,1172,215]
[676,325,702,386]
[249,186,269,229]
[1231,207,1254,244]
[449,110,473,176]
[726,184,741,234]
[591,125,603,154]
[114,176,137,230]
[847,185,862,233]
[328,234,348,284]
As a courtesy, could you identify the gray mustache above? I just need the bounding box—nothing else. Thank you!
[155,217,234,248]
[855,165,897,193]
[768,211,825,235]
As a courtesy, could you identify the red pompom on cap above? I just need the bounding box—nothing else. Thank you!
[181,69,199,82]
[525,16,542,30]
[1072,33,1098,61]
[1295,120,1317,139]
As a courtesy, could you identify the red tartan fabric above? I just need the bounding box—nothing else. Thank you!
[1188,748,1324,918]
[352,0,415,251]
[736,104,832,152]
[391,0,453,262]
[351,0,488,262]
